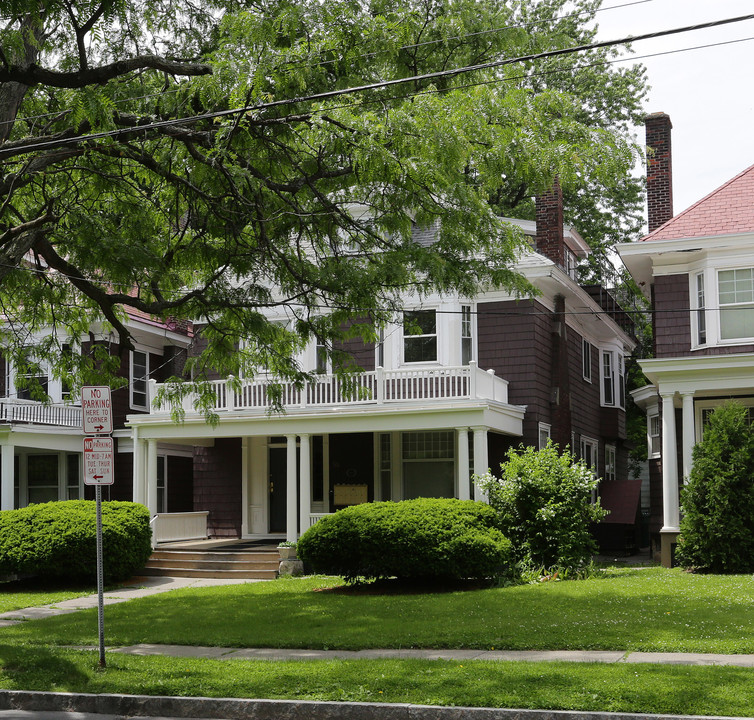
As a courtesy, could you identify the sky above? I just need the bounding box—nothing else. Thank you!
[594,0,754,218]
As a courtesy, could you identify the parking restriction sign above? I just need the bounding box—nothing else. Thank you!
[82,386,112,435]
[83,436,114,485]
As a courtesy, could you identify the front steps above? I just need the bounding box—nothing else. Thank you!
[141,546,279,580]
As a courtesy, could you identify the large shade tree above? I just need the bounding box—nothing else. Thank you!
[0,0,646,403]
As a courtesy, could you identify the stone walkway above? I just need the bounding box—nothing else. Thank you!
[2,574,754,667]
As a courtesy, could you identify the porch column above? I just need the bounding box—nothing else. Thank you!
[286,434,297,542]
[681,391,695,482]
[660,392,680,567]
[132,428,143,505]
[457,428,470,500]
[472,427,488,502]
[146,439,158,517]
[1,440,14,511]
[299,434,311,535]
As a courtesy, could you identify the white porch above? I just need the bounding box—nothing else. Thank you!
[129,364,526,542]
[638,353,754,566]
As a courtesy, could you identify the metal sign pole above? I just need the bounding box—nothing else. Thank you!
[95,484,106,668]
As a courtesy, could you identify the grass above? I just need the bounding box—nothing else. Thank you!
[3,568,754,653]
[0,646,753,716]
[0,578,96,613]
[2,567,754,716]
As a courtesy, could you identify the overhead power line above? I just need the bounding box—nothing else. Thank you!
[3,12,754,159]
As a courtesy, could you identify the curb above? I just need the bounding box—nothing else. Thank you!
[0,691,750,720]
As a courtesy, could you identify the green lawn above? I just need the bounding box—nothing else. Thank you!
[3,568,754,654]
[0,578,96,613]
[2,567,754,717]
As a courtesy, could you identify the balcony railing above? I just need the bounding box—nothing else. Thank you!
[149,361,509,415]
[0,399,83,428]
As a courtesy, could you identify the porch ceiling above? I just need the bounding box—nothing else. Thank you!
[128,399,526,442]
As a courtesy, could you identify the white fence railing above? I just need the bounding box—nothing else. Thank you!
[150,361,508,415]
[151,511,210,546]
[0,399,82,428]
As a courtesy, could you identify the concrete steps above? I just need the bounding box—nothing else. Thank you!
[142,548,279,580]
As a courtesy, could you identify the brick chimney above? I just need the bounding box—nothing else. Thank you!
[535,178,565,267]
[645,112,674,232]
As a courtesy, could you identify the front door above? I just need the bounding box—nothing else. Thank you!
[268,447,287,533]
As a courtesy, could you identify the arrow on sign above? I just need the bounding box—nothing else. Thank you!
[93,475,104,480]
[94,425,105,432]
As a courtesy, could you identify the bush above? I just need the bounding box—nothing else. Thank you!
[0,500,152,583]
[297,498,514,583]
[476,442,606,571]
[676,402,754,573]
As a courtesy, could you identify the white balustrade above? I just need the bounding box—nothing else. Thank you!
[149,363,509,415]
[0,399,82,427]
[152,511,210,544]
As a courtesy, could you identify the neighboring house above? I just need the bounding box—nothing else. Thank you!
[619,112,754,566]
[127,183,639,547]
[0,311,192,513]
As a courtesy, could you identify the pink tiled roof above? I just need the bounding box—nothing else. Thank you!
[642,162,754,242]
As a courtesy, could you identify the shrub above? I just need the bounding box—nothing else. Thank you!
[676,401,754,573]
[0,500,152,583]
[297,497,514,583]
[476,442,606,571]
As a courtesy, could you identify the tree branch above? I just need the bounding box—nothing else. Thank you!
[0,55,212,88]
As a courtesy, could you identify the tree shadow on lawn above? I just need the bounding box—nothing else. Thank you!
[314,577,499,595]
[0,643,91,690]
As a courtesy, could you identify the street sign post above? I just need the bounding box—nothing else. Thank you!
[82,385,113,668]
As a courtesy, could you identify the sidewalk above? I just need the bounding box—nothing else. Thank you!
[0,575,263,627]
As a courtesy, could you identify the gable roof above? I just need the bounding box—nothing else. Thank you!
[642,162,754,242]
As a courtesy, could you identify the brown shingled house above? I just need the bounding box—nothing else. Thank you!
[619,112,754,566]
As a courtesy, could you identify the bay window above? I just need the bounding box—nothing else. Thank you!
[718,268,754,340]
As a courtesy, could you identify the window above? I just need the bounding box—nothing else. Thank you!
[66,453,81,500]
[15,354,49,401]
[601,350,625,409]
[27,455,59,504]
[580,436,598,474]
[538,423,551,449]
[402,431,454,498]
[403,310,437,363]
[315,338,328,374]
[648,414,661,457]
[696,273,707,345]
[376,327,385,368]
[604,445,616,482]
[461,305,473,365]
[602,351,614,406]
[718,268,754,340]
[130,350,149,409]
[582,340,592,382]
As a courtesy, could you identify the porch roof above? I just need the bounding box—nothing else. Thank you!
[127,398,526,443]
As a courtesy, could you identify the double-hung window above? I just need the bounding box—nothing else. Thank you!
[695,273,707,345]
[403,310,437,363]
[582,339,592,382]
[130,350,149,410]
[604,445,616,482]
[461,305,473,365]
[601,350,625,409]
[718,268,754,340]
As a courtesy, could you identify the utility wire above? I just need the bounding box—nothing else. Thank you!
[3,12,754,159]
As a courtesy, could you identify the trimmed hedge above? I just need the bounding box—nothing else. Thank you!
[297,498,514,582]
[0,500,152,583]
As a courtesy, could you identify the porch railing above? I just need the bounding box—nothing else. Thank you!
[151,511,210,546]
[0,399,82,428]
[149,361,508,415]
